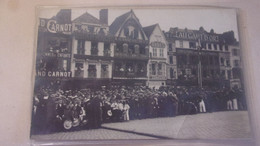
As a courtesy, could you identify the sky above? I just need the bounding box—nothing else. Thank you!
[38,7,239,40]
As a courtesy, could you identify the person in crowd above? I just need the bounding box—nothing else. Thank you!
[226,90,233,110]
[123,101,130,121]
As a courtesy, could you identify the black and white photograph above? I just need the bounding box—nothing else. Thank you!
[30,7,252,141]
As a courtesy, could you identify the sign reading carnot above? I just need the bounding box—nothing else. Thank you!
[40,19,72,34]
[37,70,72,78]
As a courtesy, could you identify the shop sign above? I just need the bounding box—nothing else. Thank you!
[43,52,71,58]
[37,70,72,78]
[150,41,166,48]
[40,19,72,34]
[175,31,219,42]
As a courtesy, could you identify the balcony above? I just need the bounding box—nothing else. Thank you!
[101,71,109,78]
[103,50,111,57]
[74,70,84,78]
[113,71,147,78]
[114,52,148,60]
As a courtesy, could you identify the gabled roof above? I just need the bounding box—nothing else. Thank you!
[73,11,103,25]
[143,24,157,38]
[109,11,132,35]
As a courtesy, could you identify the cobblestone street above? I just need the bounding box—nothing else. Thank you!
[31,111,252,141]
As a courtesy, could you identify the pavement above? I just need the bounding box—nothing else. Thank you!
[31,111,252,142]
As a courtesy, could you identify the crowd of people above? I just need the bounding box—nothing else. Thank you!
[31,84,247,134]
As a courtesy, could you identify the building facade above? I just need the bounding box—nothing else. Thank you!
[35,9,242,89]
[164,27,237,87]
[229,43,242,88]
[143,24,168,89]
[109,10,149,86]
[35,10,73,89]
[70,9,115,88]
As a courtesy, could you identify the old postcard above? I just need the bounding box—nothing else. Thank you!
[30,7,251,141]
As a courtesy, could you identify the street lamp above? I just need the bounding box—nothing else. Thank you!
[197,39,202,88]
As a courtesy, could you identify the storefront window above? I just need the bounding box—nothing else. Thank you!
[101,64,109,78]
[75,63,84,78]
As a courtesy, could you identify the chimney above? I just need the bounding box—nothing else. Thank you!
[99,9,108,25]
[56,9,71,23]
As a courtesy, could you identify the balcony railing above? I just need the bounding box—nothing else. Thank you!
[113,71,147,78]
[114,52,148,60]
[101,71,109,78]
[103,50,111,57]
[74,70,84,78]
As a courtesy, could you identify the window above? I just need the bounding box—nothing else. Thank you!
[101,64,109,78]
[228,70,231,79]
[179,41,183,48]
[126,62,134,73]
[226,60,230,66]
[225,45,228,51]
[208,43,212,49]
[88,65,97,78]
[234,60,240,67]
[134,45,140,54]
[140,47,145,54]
[189,42,196,48]
[158,63,163,75]
[169,43,172,51]
[214,44,217,50]
[62,60,67,71]
[169,56,173,64]
[152,64,156,75]
[220,58,224,65]
[170,68,174,78]
[91,42,98,55]
[233,49,239,56]
[123,43,128,53]
[159,48,164,57]
[77,40,85,54]
[153,48,157,57]
[104,43,110,56]
[219,44,223,51]
[201,42,206,49]
[88,26,95,33]
[75,63,84,77]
